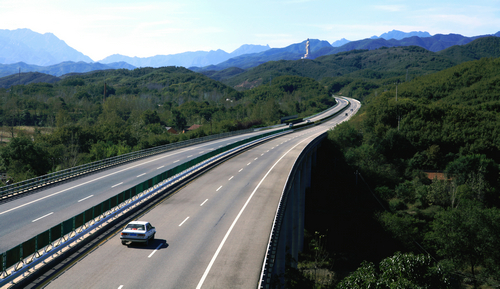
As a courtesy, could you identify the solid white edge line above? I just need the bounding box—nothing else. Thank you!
[200,199,208,206]
[179,216,190,226]
[195,132,319,289]
[32,212,54,222]
[0,139,227,216]
[148,243,163,258]
[78,195,94,202]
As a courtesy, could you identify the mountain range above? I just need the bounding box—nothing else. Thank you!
[331,30,432,47]
[1,28,499,80]
[0,28,93,66]
[98,44,270,68]
[192,31,500,72]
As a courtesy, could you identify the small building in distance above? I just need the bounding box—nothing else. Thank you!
[424,171,451,181]
[165,127,178,134]
[187,124,202,131]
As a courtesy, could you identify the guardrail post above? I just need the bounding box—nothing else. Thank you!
[275,206,288,284]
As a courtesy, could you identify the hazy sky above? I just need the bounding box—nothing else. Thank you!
[1,0,499,61]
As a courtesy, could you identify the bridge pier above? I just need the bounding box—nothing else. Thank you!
[261,135,325,289]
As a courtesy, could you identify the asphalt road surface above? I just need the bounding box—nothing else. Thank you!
[38,98,360,289]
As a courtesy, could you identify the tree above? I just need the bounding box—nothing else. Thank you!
[171,109,187,131]
[337,252,451,289]
[425,201,500,285]
[141,109,161,125]
[445,154,499,204]
[0,135,50,181]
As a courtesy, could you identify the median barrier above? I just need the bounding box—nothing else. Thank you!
[0,128,290,287]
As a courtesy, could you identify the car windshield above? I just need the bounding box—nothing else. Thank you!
[126,224,145,230]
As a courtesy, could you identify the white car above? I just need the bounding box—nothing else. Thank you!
[120,221,156,245]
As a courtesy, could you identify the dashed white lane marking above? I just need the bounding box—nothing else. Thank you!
[254,158,258,160]
[238,169,243,172]
[112,182,123,188]
[118,286,124,289]
[247,162,251,166]
[188,155,193,158]
[78,195,94,202]
[195,132,321,289]
[199,151,205,154]
[157,166,164,169]
[228,176,233,181]
[32,212,53,222]
[173,160,180,163]
[200,199,208,206]
[179,217,190,226]
[137,173,146,178]
[216,186,222,191]
[148,243,163,258]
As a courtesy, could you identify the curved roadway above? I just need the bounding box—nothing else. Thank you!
[35,98,360,288]
[0,97,347,253]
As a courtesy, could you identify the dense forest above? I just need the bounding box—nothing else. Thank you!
[0,67,334,182]
[293,57,500,288]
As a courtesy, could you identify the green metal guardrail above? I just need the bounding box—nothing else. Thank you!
[0,127,273,200]
[0,129,284,282]
[0,98,350,283]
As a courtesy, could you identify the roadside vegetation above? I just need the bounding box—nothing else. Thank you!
[293,57,500,288]
[0,67,333,183]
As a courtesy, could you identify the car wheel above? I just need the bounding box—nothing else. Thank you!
[121,240,127,245]
[151,233,155,241]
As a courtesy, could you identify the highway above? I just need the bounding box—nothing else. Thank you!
[36,98,360,288]
[0,98,347,253]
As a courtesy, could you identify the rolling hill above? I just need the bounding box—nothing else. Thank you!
[0,61,136,79]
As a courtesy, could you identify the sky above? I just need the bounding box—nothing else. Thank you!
[1,0,499,61]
